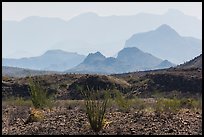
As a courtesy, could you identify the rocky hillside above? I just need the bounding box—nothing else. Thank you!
[113,67,202,98]
[2,66,59,78]
[2,66,202,100]
[68,75,131,99]
[177,54,202,69]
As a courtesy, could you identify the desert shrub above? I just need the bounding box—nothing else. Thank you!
[180,98,202,110]
[155,98,181,113]
[15,97,32,106]
[79,86,110,134]
[191,98,202,109]
[29,78,54,109]
[114,89,132,112]
[131,96,146,111]
[155,96,202,113]
[2,96,32,107]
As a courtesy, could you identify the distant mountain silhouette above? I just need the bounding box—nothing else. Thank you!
[3,9,201,59]
[125,24,202,64]
[2,50,85,71]
[154,60,176,69]
[117,47,162,69]
[67,47,174,74]
[67,52,116,74]
[83,52,106,64]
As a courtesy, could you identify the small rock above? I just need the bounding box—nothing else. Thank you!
[168,129,174,133]
[60,123,65,126]
[130,128,136,134]
[186,110,190,113]
[196,111,200,114]
[196,115,201,119]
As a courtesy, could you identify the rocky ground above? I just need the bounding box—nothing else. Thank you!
[2,104,202,135]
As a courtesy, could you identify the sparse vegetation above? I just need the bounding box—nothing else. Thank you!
[23,77,55,124]
[180,97,202,110]
[113,89,132,112]
[29,77,54,109]
[2,96,33,107]
[154,97,202,113]
[131,96,146,111]
[79,86,110,134]
[155,97,181,113]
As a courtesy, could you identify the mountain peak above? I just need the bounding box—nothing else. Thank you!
[155,59,175,69]
[155,24,179,36]
[87,51,105,57]
[83,51,106,64]
[117,47,162,68]
[95,51,104,56]
[165,9,184,15]
[44,49,69,55]
[157,24,173,31]
[160,60,175,66]
[117,47,143,57]
[122,47,142,52]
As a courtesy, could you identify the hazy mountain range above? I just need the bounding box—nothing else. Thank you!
[3,9,201,61]
[3,23,201,74]
[2,53,201,77]
[2,50,85,71]
[125,24,202,64]
[3,47,174,74]
[67,47,175,74]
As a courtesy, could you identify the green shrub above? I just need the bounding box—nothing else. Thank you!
[131,97,146,111]
[2,96,32,107]
[155,98,181,113]
[180,98,202,110]
[191,98,202,109]
[15,97,32,106]
[80,86,110,134]
[114,89,132,112]
[155,97,202,113]
[29,78,54,109]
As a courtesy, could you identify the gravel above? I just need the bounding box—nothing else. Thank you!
[2,105,202,135]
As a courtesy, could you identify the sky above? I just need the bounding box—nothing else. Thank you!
[2,2,202,21]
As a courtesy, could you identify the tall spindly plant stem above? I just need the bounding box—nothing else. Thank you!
[79,86,110,134]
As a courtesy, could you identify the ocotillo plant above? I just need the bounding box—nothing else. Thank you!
[28,77,54,109]
[79,85,110,134]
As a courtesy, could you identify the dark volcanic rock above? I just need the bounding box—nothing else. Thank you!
[146,72,202,93]
[68,75,131,99]
[2,81,30,99]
